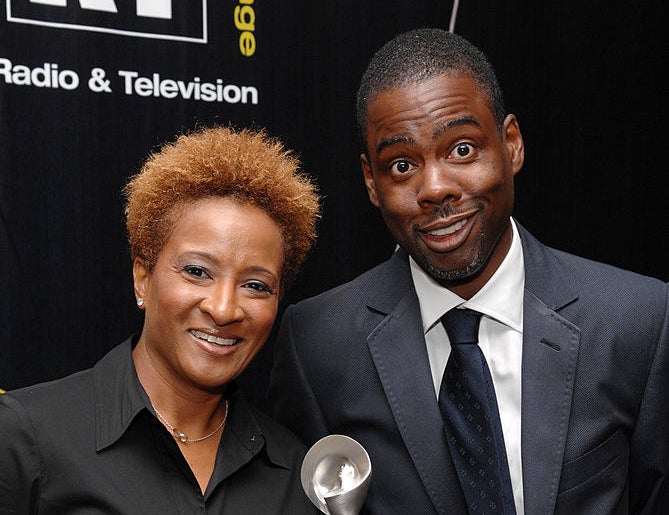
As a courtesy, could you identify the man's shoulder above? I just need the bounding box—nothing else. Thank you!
[519,223,667,306]
[533,237,664,290]
[291,251,407,311]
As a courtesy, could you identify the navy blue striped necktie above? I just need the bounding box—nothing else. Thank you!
[438,308,516,514]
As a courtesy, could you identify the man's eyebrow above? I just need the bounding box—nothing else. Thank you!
[376,134,415,154]
[375,116,481,154]
[433,116,480,138]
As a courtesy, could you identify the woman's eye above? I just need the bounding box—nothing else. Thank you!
[244,280,275,295]
[449,143,474,159]
[390,160,413,175]
[184,265,209,279]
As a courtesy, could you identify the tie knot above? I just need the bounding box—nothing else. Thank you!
[441,308,481,345]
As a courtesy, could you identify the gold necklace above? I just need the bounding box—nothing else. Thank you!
[152,399,229,443]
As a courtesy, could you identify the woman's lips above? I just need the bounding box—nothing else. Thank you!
[190,329,238,346]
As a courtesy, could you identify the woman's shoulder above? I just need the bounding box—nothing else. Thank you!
[1,339,132,416]
[0,368,96,457]
[2,367,94,412]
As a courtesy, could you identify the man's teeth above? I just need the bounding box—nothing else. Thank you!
[190,330,236,346]
[429,218,467,237]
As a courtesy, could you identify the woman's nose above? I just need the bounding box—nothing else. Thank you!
[199,283,245,325]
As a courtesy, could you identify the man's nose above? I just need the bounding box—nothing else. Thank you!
[416,161,462,208]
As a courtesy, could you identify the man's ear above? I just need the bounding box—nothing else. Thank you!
[361,153,380,207]
[132,257,150,306]
[503,114,525,176]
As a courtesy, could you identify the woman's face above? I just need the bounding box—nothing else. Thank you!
[133,196,283,393]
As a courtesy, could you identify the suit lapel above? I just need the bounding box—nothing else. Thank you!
[365,250,467,515]
[363,227,583,515]
[518,224,581,514]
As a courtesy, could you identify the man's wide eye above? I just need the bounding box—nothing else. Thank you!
[450,143,473,158]
[391,160,412,174]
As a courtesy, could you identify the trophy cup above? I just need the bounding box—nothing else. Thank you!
[300,434,372,515]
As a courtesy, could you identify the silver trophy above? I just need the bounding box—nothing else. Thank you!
[301,434,372,515]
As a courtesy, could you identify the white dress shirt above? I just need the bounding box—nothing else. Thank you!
[410,218,525,514]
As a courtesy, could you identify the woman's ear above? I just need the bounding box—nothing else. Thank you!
[132,258,150,308]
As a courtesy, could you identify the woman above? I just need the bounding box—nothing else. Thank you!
[0,125,321,513]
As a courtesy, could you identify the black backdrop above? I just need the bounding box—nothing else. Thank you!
[1,1,666,406]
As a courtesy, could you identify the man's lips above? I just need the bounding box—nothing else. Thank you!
[423,217,468,237]
[419,211,474,236]
[190,329,239,347]
[416,213,475,252]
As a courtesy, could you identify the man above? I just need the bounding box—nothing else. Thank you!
[268,28,667,514]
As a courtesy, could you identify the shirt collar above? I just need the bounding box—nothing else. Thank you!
[93,335,152,451]
[221,386,290,471]
[410,218,525,332]
[92,337,290,472]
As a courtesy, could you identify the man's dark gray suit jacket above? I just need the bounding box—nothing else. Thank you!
[268,222,668,514]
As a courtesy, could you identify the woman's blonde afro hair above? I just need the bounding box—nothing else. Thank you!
[124,125,320,292]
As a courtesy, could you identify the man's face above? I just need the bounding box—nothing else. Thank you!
[361,73,524,298]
